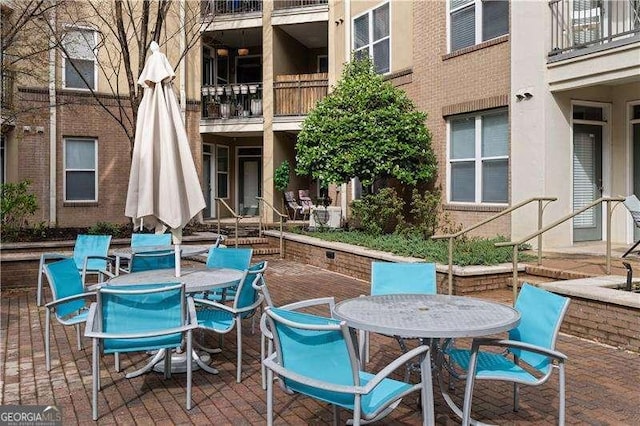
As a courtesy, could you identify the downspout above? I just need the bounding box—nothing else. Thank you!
[341,0,351,221]
[48,2,57,225]
[179,0,186,121]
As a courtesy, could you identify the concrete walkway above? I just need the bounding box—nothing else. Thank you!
[1,258,638,425]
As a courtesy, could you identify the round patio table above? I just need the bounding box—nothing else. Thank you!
[332,294,520,426]
[107,267,244,375]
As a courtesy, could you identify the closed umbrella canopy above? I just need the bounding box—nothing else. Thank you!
[125,42,205,245]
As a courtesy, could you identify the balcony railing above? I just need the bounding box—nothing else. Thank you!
[274,73,328,116]
[201,83,263,119]
[273,0,328,10]
[201,0,262,17]
[549,0,640,57]
[2,70,15,110]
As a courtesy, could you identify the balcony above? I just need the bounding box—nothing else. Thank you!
[548,0,640,60]
[273,0,328,11]
[200,0,262,18]
[274,73,328,116]
[201,83,262,120]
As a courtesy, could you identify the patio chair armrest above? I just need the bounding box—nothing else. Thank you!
[360,344,430,394]
[234,294,265,314]
[472,338,568,361]
[85,324,194,340]
[194,298,234,313]
[83,256,116,278]
[280,297,335,313]
[260,311,273,340]
[45,291,95,310]
[186,297,198,328]
[40,253,67,264]
[263,353,357,395]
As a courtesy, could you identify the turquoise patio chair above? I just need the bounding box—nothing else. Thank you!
[85,282,198,420]
[37,234,112,306]
[202,247,253,302]
[195,260,267,382]
[262,307,430,425]
[363,261,437,368]
[117,232,173,273]
[42,258,96,371]
[129,249,177,272]
[447,283,570,426]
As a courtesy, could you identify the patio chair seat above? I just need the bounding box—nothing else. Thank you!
[102,334,183,354]
[196,308,235,330]
[447,348,540,384]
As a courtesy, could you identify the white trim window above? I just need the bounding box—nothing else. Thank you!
[216,145,229,199]
[353,2,390,74]
[448,0,509,52]
[62,28,98,90]
[64,138,97,202]
[448,109,509,204]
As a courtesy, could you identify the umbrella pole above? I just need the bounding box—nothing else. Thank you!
[175,244,181,277]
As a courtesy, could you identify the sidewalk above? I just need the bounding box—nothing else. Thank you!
[1,258,638,425]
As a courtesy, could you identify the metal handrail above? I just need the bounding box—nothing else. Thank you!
[215,198,243,248]
[496,196,625,303]
[432,197,558,295]
[256,197,287,259]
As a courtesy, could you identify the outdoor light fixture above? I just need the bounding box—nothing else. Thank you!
[238,30,248,56]
[217,47,229,57]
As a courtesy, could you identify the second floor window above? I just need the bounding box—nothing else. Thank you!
[64,137,97,202]
[353,2,390,74]
[63,29,97,90]
[448,109,509,204]
[449,0,509,52]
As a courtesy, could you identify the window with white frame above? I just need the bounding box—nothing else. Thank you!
[448,109,508,204]
[353,2,390,74]
[63,28,97,90]
[64,138,97,201]
[449,0,509,52]
[216,145,229,198]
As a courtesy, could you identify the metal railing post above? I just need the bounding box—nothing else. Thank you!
[537,199,544,265]
[606,199,612,274]
[217,201,221,236]
[279,217,284,259]
[447,237,453,295]
[234,217,239,248]
[512,245,519,306]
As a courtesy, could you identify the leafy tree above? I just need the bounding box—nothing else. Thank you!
[296,57,436,188]
[273,160,290,212]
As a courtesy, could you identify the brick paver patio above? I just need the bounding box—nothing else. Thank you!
[1,258,639,425]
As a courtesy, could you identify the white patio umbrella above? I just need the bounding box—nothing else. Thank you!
[125,41,206,276]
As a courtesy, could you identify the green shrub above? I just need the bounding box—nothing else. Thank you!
[350,188,404,235]
[88,221,127,237]
[1,180,38,241]
[407,188,441,238]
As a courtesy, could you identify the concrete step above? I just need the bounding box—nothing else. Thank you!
[524,264,595,280]
[224,237,270,246]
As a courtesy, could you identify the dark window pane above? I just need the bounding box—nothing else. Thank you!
[481,112,508,157]
[217,174,228,198]
[451,161,475,202]
[482,0,509,41]
[634,105,640,120]
[451,5,475,51]
[66,171,95,200]
[354,47,369,61]
[573,105,603,121]
[373,39,389,74]
[66,139,95,169]
[354,15,369,49]
[482,159,508,203]
[373,3,389,41]
[65,59,94,89]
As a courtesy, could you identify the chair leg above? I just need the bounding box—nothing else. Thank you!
[513,355,520,412]
[37,258,45,306]
[461,344,479,426]
[267,368,274,426]
[92,338,99,420]
[261,334,267,390]
[187,330,193,410]
[333,405,340,425]
[558,363,566,426]
[164,351,171,380]
[114,353,120,372]
[236,319,243,383]
[45,309,51,371]
[76,324,82,350]
[352,398,360,426]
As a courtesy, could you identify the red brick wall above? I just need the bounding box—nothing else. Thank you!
[406,3,512,237]
[14,88,204,228]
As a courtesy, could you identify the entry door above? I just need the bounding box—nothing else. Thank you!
[237,147,262,216]
[634,123,640,241]
[573,124,603,242]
